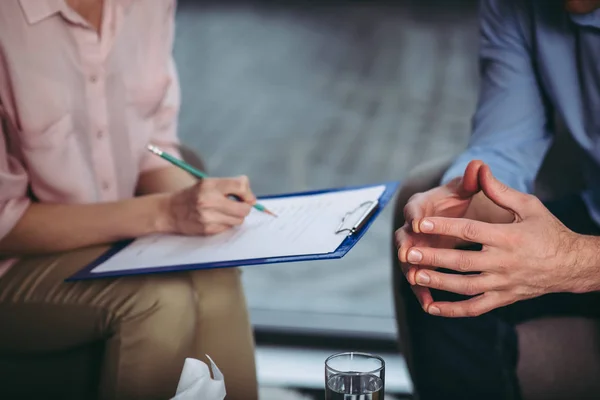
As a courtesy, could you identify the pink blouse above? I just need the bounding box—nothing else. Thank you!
[0,0,182,278]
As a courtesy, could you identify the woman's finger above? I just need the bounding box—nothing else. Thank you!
[215,176,256,204]
[214,197,253,219]
[202,223,232,236]
[196,206,245,228]
[198,191,252,219]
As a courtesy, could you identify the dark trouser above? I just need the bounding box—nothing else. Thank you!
[397,195,600,400]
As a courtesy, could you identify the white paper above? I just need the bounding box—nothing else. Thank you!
[171,356,226,400]
[91,185,386,274]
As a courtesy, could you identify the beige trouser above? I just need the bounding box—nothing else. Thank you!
[0,245,258,400]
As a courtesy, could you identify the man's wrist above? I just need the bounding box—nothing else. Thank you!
[569,234,600,293]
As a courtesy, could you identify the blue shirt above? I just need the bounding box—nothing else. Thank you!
[442,0,600,223]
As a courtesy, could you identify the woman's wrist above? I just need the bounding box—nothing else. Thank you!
[145,193,175,235]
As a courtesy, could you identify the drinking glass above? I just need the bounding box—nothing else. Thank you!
[325,352,385,400]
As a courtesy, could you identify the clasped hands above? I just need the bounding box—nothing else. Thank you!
[395,160,595,318]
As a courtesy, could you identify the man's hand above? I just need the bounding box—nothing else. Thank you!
[406,164,590,318]
[395,160,483,309]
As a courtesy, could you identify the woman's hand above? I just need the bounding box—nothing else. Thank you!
[164,176,257,236]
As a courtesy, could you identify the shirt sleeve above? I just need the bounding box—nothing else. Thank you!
[441,0,553,193]
[139,1,183,173]
[0,110,31,241]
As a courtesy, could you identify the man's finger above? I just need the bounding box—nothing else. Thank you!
[406,247,494,272]
[396,225,415,263]
[412,285,434,310]
[403,200,424,233]
[425,291,513,318]
[455,159,483,197]
[414,269,500,296]
[417,217,500,246]
[478,165,534,218]
[406,265,437,286]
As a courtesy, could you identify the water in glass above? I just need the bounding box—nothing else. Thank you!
[326,373,384,400]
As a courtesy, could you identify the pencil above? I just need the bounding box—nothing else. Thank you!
[147,145,277,217]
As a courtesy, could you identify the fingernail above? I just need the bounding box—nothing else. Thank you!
[420,220,434,232]
[407,249,423,263]
[429,306,441,316]
[416,271,430,285]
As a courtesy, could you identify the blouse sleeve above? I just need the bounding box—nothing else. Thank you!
[139,1,183,173]
[0,107,31,240]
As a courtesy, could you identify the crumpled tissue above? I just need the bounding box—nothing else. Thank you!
[171,355,226,400]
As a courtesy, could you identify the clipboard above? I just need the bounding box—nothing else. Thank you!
[67,181,399,281]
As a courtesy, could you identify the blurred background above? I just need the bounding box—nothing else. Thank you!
[173,0,479,398]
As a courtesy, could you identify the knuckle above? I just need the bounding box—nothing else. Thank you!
[394,230,402,248]
[404,195,423,217]
[496,181,509,194]
[237,175,250,189]
[406,193,422,205]
[196,209,212,224]
[430,251,440,268]
[196,198,212,209]
[439,222,453,236]
[462,222,479,241]
[457,253,473,272]
[525,194,541,207]
[464,280,479,296]
[192,184,204,197]
[201,178,214,189]
[403,204,413,222]
[496,257,512,273]
[395,227,408,247]
[466,307,479,317]
[505,232,522,249]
